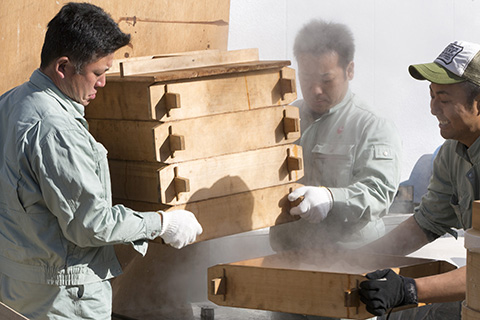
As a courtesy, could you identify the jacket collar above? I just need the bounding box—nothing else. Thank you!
[30,69,88,128]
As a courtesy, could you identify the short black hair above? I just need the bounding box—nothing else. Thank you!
[294,19,355,69]
[460,81,480,110]
[40,2,131,72]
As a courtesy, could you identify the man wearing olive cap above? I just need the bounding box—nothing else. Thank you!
[358,40,480,319]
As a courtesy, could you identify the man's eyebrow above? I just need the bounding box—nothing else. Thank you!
[429,85,450,95]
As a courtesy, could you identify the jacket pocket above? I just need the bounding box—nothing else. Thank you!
[311,143,354,187]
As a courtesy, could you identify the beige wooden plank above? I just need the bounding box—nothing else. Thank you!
[114,182,302,243]
[85,81,153,120]
[0,302,29,320]
[0,0,230,95]
[120,48,259,77]
[473,200,480,230]
[88,119,158,161]
[150,66,297,121]
[109,161,167,203]
[159,144,303,205]
[87,64,295,121]
[88,105,300,163]
[208,253,456,319]
[109,144,303,205]
[107,50,221,76]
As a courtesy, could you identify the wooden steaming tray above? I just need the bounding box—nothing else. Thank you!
[208,250,456,319]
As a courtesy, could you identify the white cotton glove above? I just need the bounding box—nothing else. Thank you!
[159,210,203,249]
[288,186,333,223]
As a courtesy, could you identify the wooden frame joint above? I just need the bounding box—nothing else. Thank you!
[169,134,185,153]
[173,167,190,199]
[280,69,296,99]
[165,92,181,110]
[283,116,300,138]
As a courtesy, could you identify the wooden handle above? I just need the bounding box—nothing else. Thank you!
[280,78,296,96]
[165,92,181,110]
[290,195,304,207]
[287,156,303,172]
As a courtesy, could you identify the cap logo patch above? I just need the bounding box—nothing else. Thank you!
[437,43,463,65]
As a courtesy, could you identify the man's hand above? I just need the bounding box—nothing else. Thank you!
[288,186,333,223]
[159,210,203,249]
[359,269,418,316]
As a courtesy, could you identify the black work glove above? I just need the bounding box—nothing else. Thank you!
[359,268,418,316]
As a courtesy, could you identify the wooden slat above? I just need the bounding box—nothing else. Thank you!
[88,105,300,163]
[107,50,222,76]
[114,182,302,243]
[120,48,259,77]
[86,65,295,121]
[109,144,303,205]
[150,66,297,121]
[472,200,480,231]
[116,183,302,242]
[208,252,456,319]
[0,302,29,320]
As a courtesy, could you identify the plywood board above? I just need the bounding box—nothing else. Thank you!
[85,65,296,121]
[0,0,230,95]
[208,252,457,319]
[120,48,259,76]
[109,144,303,205]
[114,182,302,243]
[88,105,300,163]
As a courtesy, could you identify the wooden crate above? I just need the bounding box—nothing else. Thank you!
[109,144,303,205]
[0,0,230,95]
[88,105,300,163]
[86,62,296,121]
[208,251,457,319]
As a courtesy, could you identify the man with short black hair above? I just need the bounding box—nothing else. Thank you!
[270,19,402,253]
[0,3,202,319]
[269,18,402,320]
[359,40,480,320]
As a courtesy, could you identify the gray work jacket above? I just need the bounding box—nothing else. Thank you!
[0,70,162,285]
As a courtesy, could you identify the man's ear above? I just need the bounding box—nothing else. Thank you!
[55,57,70,79]
[475,94,480,116]
[346,61,354,81]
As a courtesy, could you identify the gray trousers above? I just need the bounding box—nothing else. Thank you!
[0,273,112,320]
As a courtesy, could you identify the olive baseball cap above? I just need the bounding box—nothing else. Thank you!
[409,40,480,86]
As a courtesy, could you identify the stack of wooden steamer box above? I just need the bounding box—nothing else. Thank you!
[85,48,304,244]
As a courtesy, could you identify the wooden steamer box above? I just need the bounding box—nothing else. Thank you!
[208,250,457,319]
[86,51,302,242]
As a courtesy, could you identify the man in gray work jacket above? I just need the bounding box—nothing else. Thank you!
[270,19,402,257]
[0,3,202,319]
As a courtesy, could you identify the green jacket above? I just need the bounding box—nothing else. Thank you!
[270,91,402,249]
[414,138,480,238]
[0,70,162,286]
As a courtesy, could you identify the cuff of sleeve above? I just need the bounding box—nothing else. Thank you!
[327,187,346,212]
[402,276,418,305]
[129,211,162,257]
[142,211,163,239]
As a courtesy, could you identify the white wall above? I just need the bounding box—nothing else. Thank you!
[228,0,480,182]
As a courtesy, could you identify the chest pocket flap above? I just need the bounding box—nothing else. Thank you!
[374,145,394,160]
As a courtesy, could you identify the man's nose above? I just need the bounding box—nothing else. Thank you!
[311,83,323,95]
[96,74,106,88]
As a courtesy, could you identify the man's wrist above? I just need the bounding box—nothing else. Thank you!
[402,276,418,305]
